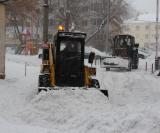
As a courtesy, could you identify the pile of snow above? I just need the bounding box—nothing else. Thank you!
[0,50,160,132]
[85,46,107,56]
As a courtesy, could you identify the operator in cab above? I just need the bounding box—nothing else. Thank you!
[63,41,74,52]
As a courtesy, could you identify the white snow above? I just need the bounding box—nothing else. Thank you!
[85,46,107,56]
[1,48,160,133]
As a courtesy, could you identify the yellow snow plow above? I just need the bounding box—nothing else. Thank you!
[38,26,108,97]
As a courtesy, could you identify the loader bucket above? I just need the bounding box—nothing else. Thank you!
[100,90,108,97]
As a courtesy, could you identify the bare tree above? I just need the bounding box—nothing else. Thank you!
[86,0,134,45]
[6,0,40,43]
[49,0,134,43]
[33,8,43,51]
[48,0,91,32]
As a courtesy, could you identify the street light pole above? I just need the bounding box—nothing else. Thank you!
[43,0,49,43]
[65,0,70,31]
[0,0,6,79]
[155,0,159,69]
[106,0,110,54]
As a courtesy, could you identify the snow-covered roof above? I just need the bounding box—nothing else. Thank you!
[124,14,159,24]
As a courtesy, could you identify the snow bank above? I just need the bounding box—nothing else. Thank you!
[85,46,106,56]
[18,89,110,131]
[15,88,160,133]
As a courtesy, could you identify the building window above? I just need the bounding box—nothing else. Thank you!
[48,19,53,26]
[26,22,30,27]
[91,18,103,26]
[145,25,149,30]
[91,3,103,11]
[91,18,96,25]
[155,25,160,29]
[82,20,88,26]
[136,26,140,30]
[48,34,53,40]
[35,21,40,27]
[59,7,64,12]
[97,18,102,25]
[13,34,18,40]
[145,34,149,39]
[82,6,88,12]
[34,34,39,39]
[157,34,159,38]
[94,34,103,40]
[126,25,130,30]
[136,34,139,39]
[71,6,77,12]
[91,3,96,11]
[6,34,9,40]
[152,34,159,38]
[49,8,53,12]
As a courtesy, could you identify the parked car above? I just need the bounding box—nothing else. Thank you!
[138,48,151,59]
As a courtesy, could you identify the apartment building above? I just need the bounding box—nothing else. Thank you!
[123,13,160,49]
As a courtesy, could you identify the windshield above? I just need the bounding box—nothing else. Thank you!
[115,37,131,48]
[60,41,81,53]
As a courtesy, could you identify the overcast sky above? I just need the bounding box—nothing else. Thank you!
[131,0,157,14]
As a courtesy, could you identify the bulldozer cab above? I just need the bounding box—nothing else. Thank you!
[113,34,135,47]
[53,31,86,87]
[113,34,138,57]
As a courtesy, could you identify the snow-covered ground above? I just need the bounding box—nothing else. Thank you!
[1,48,160,133]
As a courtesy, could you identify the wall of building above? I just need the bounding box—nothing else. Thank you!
[124,22,160,49]
[0,3,5,79]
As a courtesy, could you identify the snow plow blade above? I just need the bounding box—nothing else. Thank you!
[100,57,129,69]
[100,89,108,97]
[38,87,108,97]
[38,87,86,92]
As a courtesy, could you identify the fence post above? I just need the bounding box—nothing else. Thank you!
[95,55,96,65]
[98,56,99,65]
[151,64,153,73]
[145,62,147,71]
[25,62,27,76]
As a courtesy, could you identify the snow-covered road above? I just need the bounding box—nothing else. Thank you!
[0,50,160,133]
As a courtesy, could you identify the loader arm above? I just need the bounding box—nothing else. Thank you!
[48,44,55,86]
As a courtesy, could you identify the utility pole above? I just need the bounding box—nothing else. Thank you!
[106,0,110,54]
[43,0,49,43]
[0,0,6,79]
[65,0,70,31]
[155,0,159,69]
